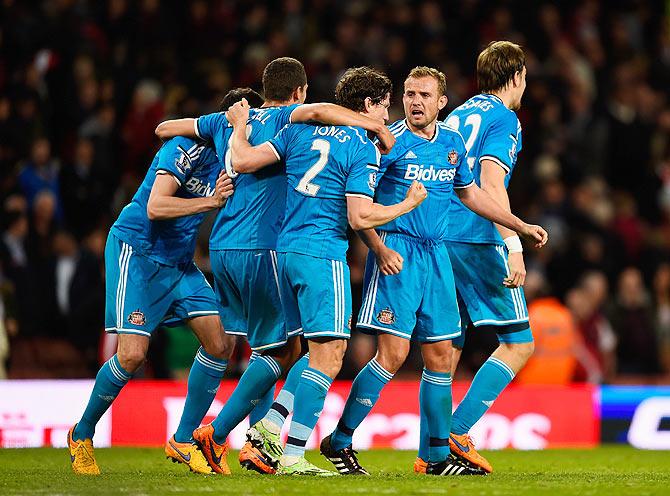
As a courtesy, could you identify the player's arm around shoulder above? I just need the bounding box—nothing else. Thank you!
[290,103,395,153]
[227,99,280,173]
[155,118,198,141]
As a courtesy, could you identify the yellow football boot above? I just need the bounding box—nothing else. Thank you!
[67,425,100,475]
[165,435,214,474]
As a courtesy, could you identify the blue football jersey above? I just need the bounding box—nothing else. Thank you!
[195,104,299,250]
[444,94,523,244]
[268,123,381,261]
[111,137,220,266]
[374,119,473,241]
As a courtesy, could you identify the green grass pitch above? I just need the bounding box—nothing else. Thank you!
[1,447,670,495]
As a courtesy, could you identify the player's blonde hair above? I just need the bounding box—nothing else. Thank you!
[405,66,447,96]
[477,41,526,93]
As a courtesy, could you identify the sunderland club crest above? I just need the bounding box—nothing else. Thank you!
[448,149,459,165]
[128,309,146,326]
[377,307,396,325]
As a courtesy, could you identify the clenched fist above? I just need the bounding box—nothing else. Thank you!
[405,180,428,208]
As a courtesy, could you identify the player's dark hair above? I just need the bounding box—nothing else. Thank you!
[262,57,307,102]
[406,66,447,96]
[335,67,392,112]
[218,87,264,111]
[477,41,526,94]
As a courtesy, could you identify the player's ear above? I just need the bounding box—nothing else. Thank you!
[363,97,374,113]
[438,94,448,111]
[294,85,308,104]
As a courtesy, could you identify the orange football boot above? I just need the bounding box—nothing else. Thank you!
[192,424,231,475]
[449,433,493,473]
[413,457,427,474]
[239,441,277,474]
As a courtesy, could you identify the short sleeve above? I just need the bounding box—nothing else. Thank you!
[345,142,381,199]
[267,123,293,160]
[195,112,228,141]
[281,103,301,125]
[479,111,521,174]
[451,138,474,189]
[156,138,199,186]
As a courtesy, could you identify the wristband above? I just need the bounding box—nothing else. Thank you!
[504,235,523,253]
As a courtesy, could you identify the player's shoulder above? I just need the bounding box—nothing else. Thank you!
[164,136,211,165]
[387,119,409,139]
[252,103,297,121]
[161,136,199,155]
[437,121,467,151]
[477,94,520,130]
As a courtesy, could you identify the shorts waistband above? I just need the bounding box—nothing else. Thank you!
[380,231,443,247]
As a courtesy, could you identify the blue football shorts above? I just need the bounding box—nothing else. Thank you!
[277,252,352,340]
[210,248,289,351]
[104,233,219,338]
[357,232,461,343]
[447,241,533,348]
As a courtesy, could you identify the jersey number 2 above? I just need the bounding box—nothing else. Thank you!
[296,139,330,196]
[445,114,481,170]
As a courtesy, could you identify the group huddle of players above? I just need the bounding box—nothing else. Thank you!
[67,40,548,477]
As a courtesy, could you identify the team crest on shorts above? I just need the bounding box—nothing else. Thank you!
[128,309,146,326]
[377,307,396,325]
[448,149,459,165]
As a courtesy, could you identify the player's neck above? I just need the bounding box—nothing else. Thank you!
[406,118,437,140]
[261,99,295,108]
[490,90,514,110]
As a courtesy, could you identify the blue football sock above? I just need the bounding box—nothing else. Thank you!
[418,397,429,461]
[283,367,333,458]
[330,358,393,450]
[248,351,276,425]
[420,369,452,462]
[249,384,275,426]
[174,347,227,443]
[73,355,131,441]
[451,356,515,435]
[211,354,282,443]
[263,353,309,429]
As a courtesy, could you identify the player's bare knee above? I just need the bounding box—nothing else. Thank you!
[203,333,235,360]
[264,343,296,369]
[375,347,408,374]
[516,341,535,362]
[309,338,347,378]
[117,348,146,373]
[421,341,453,373]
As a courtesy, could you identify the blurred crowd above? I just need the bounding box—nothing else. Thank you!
[1,0,670,383]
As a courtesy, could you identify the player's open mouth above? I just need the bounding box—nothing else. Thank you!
[411,110,424,117]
